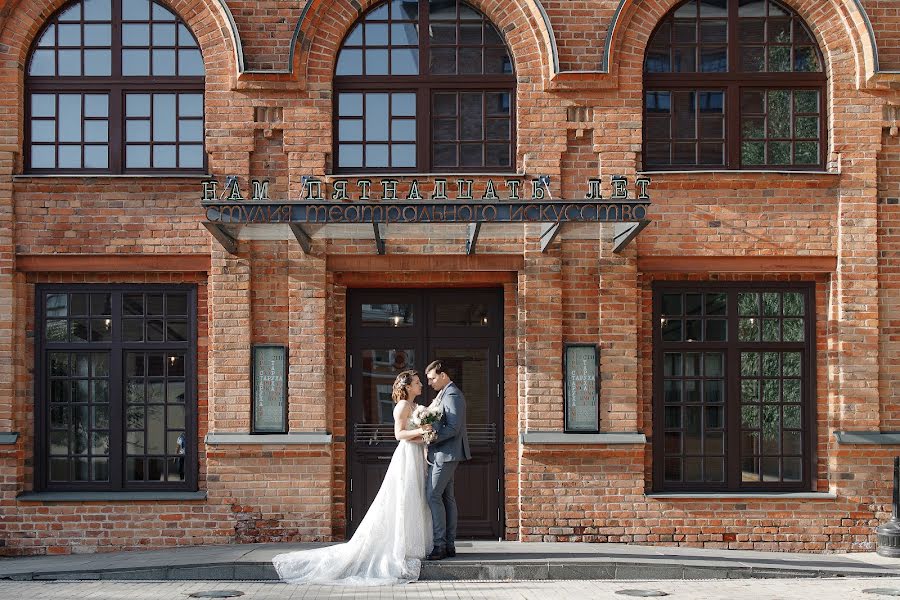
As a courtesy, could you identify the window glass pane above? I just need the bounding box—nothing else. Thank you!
[366,144,389,167]
[32,94,57,118]
[31,145,55,168]
[365,94,389,141]
[392,93,416,117]
[58,49,81,75]
[153,95,177,141]
[123,23,150,45]
[336,49,363,75]
[127,94,151,117]
[84,145,108,168]
[57,23,81,46]
[84,95,108,117]
[430,47,456,74]
[84,121,108,143]
[178,23,197,46]
[152,2,176,20]
[152,49,176,75]
[123,49,150,75]
[59,145,82,168]
[127,120,151,142]
[391,144,416,168]
[795,90,819,113]
[700,47,726,72]
[32,121,56,143]
[123,0,150,20]
[362,303,414,327]
[179,94,203,117]
[366,49,389,75]
[339,144,363,168]
[366,22,389,45]
[126,145,151,168]
[153,145,176,168]
[391,119,415,141]
[29,50,55,76]
[794,46,819,72]
[179,120,203,142]
[84,24,112,46]
[58,96,82,142]
[339,93,363,117]
[153,23,176,45]
[179,145,203,168]
[36,24,56,48]
[795,142,818,164]
[178,50,204,76]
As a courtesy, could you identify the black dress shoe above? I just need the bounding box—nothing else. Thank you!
[425,548,447,561]
[446,547,456,558]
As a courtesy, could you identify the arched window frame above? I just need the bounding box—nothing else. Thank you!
[24,0,206,174]
[332,0,516,174]
[642,0,827,171]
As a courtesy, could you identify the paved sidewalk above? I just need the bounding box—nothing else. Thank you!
[1,541,899,581]
[3,578,900,599]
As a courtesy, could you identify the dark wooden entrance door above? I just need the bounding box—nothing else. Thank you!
[347,289,503,540]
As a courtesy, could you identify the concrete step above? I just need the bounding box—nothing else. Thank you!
[1,542,898,582]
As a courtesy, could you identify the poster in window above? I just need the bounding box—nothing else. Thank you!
[252,345,287,433]
[564,344,599,433]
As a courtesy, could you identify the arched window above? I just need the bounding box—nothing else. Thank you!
[333,0,515,173]
[643,0,825,170]
[25,0,205,173]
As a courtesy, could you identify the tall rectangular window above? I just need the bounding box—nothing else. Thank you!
[37,285,196,491]
[653,282,814,492]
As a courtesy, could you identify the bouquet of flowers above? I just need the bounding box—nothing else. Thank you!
[411,403,443,445]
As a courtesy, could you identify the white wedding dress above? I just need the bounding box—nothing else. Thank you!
[273,413,432,586]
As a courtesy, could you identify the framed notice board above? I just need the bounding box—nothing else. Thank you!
[564,343,599,433]
[252,345,288,433]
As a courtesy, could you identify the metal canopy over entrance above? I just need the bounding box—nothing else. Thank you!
[202,199,652,256]
[199,175,653,255]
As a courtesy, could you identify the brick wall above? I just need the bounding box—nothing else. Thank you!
[864,0,900,71]
[878,132,900,428]
[0,0,897,555]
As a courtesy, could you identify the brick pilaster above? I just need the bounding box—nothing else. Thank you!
[207,246,251,432]
[833,100,883,431]
[287,245,328,432]
[599,230,640,432]
[519,228,564,432]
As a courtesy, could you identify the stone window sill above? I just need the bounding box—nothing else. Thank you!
[13,174,213,180]
[646,492,836,499]
[17,491,207,502]
[638,169,838,177]
[205,432,332,444]
[520,432,646,444]
[834,431,900,444]
[0,432,18,444]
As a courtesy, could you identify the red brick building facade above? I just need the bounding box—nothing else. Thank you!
[0,0,898,555]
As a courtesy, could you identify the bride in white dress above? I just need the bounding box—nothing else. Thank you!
[273,370,433,585]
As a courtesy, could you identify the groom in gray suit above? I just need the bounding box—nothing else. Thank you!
[423,359,471,561]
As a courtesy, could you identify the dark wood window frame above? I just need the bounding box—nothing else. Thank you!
[332,0,516,174]
[24,0,205,175]
[643,0,827,171]
[652,281,816,493]
[35,284,198,492]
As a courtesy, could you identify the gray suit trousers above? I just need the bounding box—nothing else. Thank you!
[426,459,459,551]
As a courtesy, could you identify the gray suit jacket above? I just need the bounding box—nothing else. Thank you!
[427,381,472,465]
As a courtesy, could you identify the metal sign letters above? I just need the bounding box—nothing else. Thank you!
[201,176,651,225]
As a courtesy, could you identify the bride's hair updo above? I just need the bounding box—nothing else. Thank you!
[391,370,418,403]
